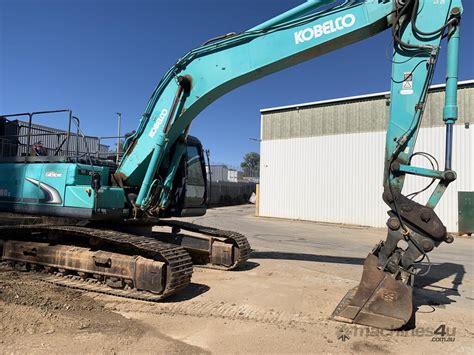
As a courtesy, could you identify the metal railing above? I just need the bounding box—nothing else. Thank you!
[96,136,126,161]
[0,110,111,163]
[0,110,72,158]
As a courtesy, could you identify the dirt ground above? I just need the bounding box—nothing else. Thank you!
[1,205,473,354]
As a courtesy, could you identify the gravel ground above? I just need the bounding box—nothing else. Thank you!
[1,205,472,354]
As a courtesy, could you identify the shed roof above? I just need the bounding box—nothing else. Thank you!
[260,80,474,114]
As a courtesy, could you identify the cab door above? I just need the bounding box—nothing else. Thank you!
[183,138,207,207]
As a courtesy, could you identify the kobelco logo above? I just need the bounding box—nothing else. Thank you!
[294,14,356,44]
[148,108,168,138]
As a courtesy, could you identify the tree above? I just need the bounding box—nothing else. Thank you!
[240,152,260,177]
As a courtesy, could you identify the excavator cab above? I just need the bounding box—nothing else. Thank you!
[162,135,208,218]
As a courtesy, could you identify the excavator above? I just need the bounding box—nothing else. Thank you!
[0,0,463,330]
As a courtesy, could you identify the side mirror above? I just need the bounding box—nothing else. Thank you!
[91,172,101,191]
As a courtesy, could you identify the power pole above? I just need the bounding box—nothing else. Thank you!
[115,112,122,163]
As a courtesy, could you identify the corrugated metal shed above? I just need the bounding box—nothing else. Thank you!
[208,165,230,182]
[259,81,474,232]
[261,80,473,140]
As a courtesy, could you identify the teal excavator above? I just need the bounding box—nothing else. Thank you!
[0,0,463,330]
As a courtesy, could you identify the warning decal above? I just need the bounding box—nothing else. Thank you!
[401,72,414,95]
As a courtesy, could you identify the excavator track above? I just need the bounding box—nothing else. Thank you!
[0,224,193,301]
[157,220,251,270]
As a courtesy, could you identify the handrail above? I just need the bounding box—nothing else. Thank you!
[0,110,71,161]
[0,110,112,161]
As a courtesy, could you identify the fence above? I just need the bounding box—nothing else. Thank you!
[207,181,256,207]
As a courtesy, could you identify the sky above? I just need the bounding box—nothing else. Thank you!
[1,0,473,167]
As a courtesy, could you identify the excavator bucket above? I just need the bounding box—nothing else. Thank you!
[331,254,413,330]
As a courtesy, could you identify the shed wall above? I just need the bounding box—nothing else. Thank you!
[259,125,473,232]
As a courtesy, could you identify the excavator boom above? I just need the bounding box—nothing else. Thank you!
[117,0,396,204]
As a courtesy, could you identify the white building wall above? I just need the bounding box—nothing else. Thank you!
[260,125,473,232]
[228,170,238,182]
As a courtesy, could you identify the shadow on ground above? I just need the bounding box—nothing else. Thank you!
[163,283,210,302]
[250,250,365,265]
[232,261,260,271]
[400,262,466,329]
[250,251,465,326]
[413,262,465,309]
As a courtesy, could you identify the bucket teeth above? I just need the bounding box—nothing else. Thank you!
[331,253,413,330]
